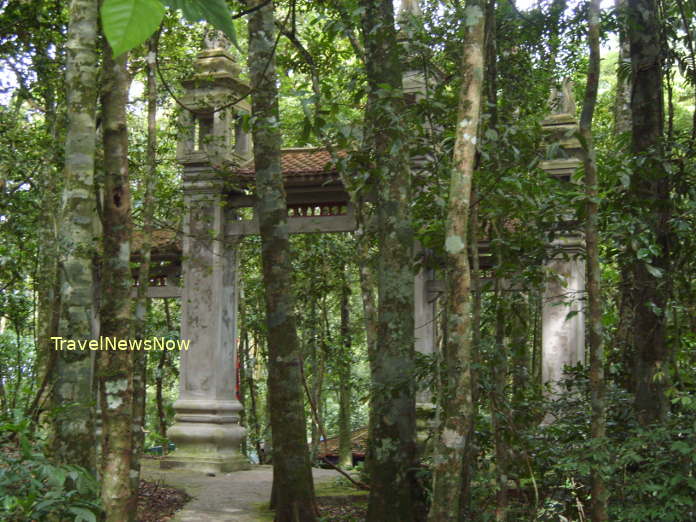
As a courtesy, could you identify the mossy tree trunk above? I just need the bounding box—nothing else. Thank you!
[428,0,486,518]
[97,42,135,521]
[50,0,99,472]
[627,0,671,425]
[247,1,318,520]
[359,2,418,520]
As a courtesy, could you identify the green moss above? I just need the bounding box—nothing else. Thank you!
[315,478,369,498]
[250,501,275,521]
[249,478,367,520]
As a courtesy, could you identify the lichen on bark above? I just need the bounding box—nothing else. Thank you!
[50,0,99,473]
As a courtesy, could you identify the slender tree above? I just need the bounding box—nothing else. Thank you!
[338,265,353,469]
[49,0,99,472]
[428,0,486,518]
[97,41,135,520]
[32,36,64,424]
[578,0,608,517]
[130,34,159,492]
[247,1,318,520]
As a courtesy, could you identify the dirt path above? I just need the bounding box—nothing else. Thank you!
[141,459,344,521]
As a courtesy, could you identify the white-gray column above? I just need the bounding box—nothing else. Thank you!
[414,261,436,403]
[414,245,438,449]
[542,238,585,393]
[162,169,248,473]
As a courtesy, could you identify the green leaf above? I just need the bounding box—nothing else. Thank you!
[163,0,202,20]
[484,128,498,141]
[68,506,98,522]
[101,0,165,57]
[565,309,579,321]
[645,264,663,278]
[164,0,238,50]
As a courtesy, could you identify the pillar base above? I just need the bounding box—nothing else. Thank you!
[160,454,250,474]
[161,399,249,473]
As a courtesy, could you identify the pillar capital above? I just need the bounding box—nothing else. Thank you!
[182,167,226,196]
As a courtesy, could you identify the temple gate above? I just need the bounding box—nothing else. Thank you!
[139,7,585,473]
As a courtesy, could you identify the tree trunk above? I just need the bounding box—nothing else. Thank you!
[612,0,638,394]
[308,294,321,463]
[310,309,327,463]
[247,2,318,520]
[156,348,167,441]
[33,75,62,424]
[511,297,529,418]
[355,215,378,479]
[627,0,671,425]
[579,0,608,517]
[157,298,173,442]
[97,42,135,521]
[241,326,263,461]
[460,181,482,518]
[50,0,99,472]
[338,265,353,469]
[129,33,158,501]
[359,2,418,520]
[428,0,486,519]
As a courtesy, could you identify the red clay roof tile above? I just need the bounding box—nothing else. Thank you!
[235,148,340,178]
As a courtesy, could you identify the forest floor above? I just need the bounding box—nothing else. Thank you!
[140,458,367,521]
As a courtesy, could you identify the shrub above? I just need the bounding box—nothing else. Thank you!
[0,415,102,522]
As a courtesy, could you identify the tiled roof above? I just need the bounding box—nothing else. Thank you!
[235,147,339,178]
[317,427,368,457]
[131,228,181,254]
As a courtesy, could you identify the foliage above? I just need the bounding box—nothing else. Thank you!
[0,415,101,521]
[476,370,696,522]
[101,0,239,57]
[0,0,694,519]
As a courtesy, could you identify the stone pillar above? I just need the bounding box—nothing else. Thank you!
[414,259,436,403]
[162,169,248,473]
[539,105,586,394]
[541,237,585,392]
[414,245,438,448]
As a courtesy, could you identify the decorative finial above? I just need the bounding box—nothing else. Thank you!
[548,77,576,115]
[398,0,422,17]
[203,28,231,52]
